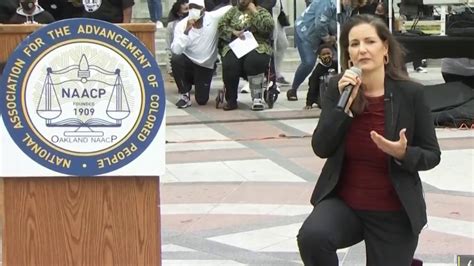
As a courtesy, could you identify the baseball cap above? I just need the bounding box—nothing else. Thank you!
[188,0,205,7]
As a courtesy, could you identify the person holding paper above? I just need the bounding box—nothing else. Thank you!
[171,0,232,108]
[217,0,274,111]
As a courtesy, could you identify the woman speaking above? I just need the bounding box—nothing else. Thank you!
[297,14,441,266]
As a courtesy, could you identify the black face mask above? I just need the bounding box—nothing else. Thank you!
[319,54,332,65]
[20,0,36,13]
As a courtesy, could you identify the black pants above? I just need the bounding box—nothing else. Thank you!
[221,50,270,104]
[297,197,418,266]
[307,66,322,107]
[171,53,215,105]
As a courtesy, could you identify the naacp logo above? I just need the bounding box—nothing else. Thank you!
[1,18,165,175]
[83,0,102,12]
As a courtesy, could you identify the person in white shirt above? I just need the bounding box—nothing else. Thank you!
[171,0,232,108]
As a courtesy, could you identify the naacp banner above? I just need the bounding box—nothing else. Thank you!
[0,19,165,176]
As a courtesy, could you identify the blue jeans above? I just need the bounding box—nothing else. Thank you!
[292,32,317,91]
[147,0,162,22]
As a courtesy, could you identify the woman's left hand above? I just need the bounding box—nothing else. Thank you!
[370,128,407,160]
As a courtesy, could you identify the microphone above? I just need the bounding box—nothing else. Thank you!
[336,66,362,110]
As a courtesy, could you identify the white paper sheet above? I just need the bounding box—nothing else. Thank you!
[228,31,259,59]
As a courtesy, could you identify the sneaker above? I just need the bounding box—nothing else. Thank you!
[156,21,164,29]
[276,76,290,85]
[415,67,427,73]
[251,98,264,111]
[303,103,321,110]
[286,89,298,101]
[175,93,191,108]
[421,59,427,67]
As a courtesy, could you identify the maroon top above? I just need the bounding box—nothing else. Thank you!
[337,95,402,211]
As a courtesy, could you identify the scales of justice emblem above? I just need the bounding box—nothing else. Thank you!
[36,54,131,138]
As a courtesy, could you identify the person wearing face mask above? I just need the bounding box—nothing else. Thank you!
[9,0,54,24]
[217,0,274,111]
[304,43,338,110]
[171,0,232,108]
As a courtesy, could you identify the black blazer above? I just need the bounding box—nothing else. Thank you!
[311,75,441,235]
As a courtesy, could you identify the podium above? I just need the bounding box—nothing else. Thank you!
[0,23,161,265]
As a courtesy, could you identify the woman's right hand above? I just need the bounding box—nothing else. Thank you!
[337,69,362,115]
[232,30,245,40]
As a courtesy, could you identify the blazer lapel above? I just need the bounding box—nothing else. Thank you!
[384,78,400,141]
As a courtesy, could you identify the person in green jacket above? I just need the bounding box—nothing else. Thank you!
[217,0,274,111]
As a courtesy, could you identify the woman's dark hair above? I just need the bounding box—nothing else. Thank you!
[339,14,408,81]
[168,0,189,23]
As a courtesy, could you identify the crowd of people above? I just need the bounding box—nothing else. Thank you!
[167,0,293,111]
[0,0,137,74]
[1,1,471,111]
[167,0,383,111]
[0,0,291,112]
[0,0,391,112]
[165,0,414,112]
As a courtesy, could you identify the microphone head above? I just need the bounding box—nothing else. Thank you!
[348,66,362,77]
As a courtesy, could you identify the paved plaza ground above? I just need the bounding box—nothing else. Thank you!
[161,65,474,265]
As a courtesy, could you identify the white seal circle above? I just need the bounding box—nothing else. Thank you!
[23,41,143,155]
